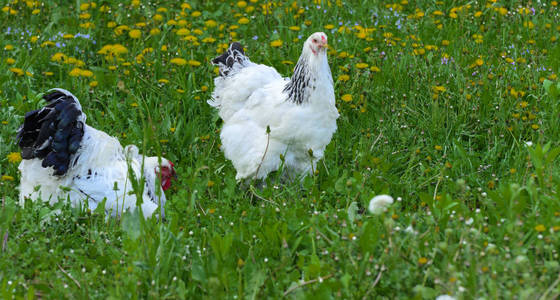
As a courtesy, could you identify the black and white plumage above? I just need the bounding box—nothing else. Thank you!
[208,32,339,181]
[17,89,176,218]
[17,90,85,175]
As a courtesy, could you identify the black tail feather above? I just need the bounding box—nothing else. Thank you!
[17,90,85,176]
[212,42,247,76]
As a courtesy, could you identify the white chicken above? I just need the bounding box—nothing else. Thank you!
[17,89,176,218]
[209,32,339,181]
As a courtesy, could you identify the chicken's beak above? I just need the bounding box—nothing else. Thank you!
[319,35,328,50]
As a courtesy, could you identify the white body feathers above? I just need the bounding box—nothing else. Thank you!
[18,89,168,218]
[209,34,339,180]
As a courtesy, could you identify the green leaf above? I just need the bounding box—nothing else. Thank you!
[191,260,206,282]
[121,210,142,240]
[246,268,266,300]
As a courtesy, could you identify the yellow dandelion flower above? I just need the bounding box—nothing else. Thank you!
[149,28,161,35]
[176,28,190,36]
[129,29,141,39]
[43,71,54,76]
[80,22,95,29]
[4,44,14,51]
[324,24,335,30]
[476,58,484,66]
[153,14,163,22]
[51,52,67,62]
[10,68,24,76]
[7,152,22,163]
[237,1,247,8]
[32,8,40,14]
[80,3,90,10]
[170,58,187,66]
[80,70,93,77]
[341,94,352,102]
[89,81,98,87]
[270,40,283,47]
[107,21,117,28]
[418,257,428,265]
[41,41,55,47]
[114,25,130,35]
[183,35,198,42]
[370,66,380,72]
[289,26,300,31]
[161,45,168,52]
[435,145,443,151]
[158,78,169,84]
[69,68,82,77]
[432,86,446,93]
[112,44,129,55]
[356,63,369,69]
[413,48,426,55]
[535,224,546,232]
[205,20,217,27]
[238,17,250,24]
[5,57,15,65]
[337,74,350,81]
[1,175,15,181]
[62,34,74,39]
[79,13,90,19]
[191,11,201,17]
[188,59,201,67]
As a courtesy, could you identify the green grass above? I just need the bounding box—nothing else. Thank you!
[1,0,560,298]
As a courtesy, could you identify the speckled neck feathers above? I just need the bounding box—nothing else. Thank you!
[284,48,329,105]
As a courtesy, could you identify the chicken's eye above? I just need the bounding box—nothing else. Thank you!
[312,39,317,43]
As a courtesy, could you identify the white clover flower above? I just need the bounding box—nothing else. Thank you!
[368,195,394,215]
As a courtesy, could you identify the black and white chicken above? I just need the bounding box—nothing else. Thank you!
[208,32,339,181]
[17,89,176,218]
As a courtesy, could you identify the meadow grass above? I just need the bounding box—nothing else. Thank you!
[1,0,560,298]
